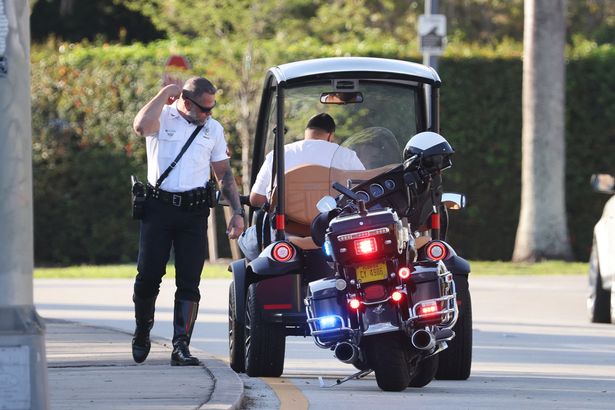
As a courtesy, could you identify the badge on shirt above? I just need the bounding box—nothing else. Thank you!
[164,129,176,137]
[201,123,211,139]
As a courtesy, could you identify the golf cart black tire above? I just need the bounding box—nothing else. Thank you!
[244,284,286,377]
[366,333,410,392]
[436,275,472,380]
[228,281,245,373]
[588,244,611,324]
[408,354,439,388]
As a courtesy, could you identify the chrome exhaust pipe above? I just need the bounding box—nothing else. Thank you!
[411,329,436,350]
[334,342,359,364]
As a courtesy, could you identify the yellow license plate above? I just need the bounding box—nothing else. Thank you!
[356,262,388,284]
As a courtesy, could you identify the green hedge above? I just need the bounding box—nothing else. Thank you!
[31,41,615,264]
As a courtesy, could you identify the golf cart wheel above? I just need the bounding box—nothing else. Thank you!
[244,284,286,377]
[436,275,472,380]
[228,281,245,372]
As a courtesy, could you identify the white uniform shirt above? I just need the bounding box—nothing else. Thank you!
[251,139,365,197]
[145,103,228,192]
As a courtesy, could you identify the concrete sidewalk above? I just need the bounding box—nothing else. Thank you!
[45,318,243,410]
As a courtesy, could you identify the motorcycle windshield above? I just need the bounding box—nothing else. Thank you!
[326,126,404,194]
[331,126,404,171]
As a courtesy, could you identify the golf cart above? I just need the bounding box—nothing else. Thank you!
[228,57,472,382]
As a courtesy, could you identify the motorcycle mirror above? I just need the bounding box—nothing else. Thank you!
[316,196,338,213]
[591,174,615,194]
[442,193,466,210]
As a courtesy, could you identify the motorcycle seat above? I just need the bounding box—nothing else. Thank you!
[287,235,320,250]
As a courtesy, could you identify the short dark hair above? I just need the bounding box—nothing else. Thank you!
[183,76,217,99]
[306,113,336,133]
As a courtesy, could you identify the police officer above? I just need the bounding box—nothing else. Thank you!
[131,76,244,366]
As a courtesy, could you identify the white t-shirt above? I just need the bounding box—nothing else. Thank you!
[251,139,365,197]
[145,103,228,192]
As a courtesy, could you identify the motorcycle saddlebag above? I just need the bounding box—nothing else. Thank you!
[306,278,349,344]
[409,263,441,305]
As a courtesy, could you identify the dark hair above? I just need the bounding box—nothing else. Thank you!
[183,76,217,99]
[306,113,336,133]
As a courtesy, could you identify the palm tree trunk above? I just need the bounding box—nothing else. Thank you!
[513,0,573,261]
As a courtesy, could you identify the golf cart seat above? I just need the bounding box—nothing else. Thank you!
[269,163,397,250]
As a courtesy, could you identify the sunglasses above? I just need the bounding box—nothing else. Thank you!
[184,94,216,113]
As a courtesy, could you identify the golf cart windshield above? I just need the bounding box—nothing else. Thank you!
[264,80,422,171]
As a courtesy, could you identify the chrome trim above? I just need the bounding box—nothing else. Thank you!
[362,296,392,306]
[363,322,400,336]
[411,329,436,350]
[408,264,459,330]
[305,297,353,348]
[337,227,390,242]
[426,341,448,358]
[334,342,359,364]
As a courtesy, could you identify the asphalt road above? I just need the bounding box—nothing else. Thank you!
[34,274,615,409]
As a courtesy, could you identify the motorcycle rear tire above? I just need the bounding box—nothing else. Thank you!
[435,275,472,380]
[408,354,439,388]
[244,283,286,377]
[366,333,410,392]
[228,281,245,372]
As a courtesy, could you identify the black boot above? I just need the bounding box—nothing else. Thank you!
[170,299,200,366]
[132,294,157,363]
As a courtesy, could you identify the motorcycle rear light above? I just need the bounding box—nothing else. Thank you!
[398,267,411,280]
[355,237,377,255]
[263,304,292,310]
[426,241,447,261]
[318,315,340,329]
[364,284,386,301]
[337,227,389,242]
[417,301,439,316]
[391,291,403,302]
[323,240,333,257]
[348,298,361,310]
[272,242,294,262]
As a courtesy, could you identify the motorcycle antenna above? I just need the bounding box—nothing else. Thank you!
[430,182,441,240]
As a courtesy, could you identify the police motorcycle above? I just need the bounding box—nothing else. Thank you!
[305,130,469,391]
[228,57,472,390]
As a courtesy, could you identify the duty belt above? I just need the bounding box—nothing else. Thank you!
[146,184,210,209]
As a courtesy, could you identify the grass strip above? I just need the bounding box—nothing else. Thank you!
[34,260,588,279]
[470,260,587,276]
[34,263,232,279]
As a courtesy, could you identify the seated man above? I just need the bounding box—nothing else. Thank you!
[249,113,364,208]
[239,113,364,260]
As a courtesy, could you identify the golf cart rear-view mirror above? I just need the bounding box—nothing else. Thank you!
[320,92,363,104]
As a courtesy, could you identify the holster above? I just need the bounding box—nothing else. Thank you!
[131,175,146,220]
[206,180,219,209]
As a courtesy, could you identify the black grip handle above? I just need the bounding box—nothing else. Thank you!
[332,181,360,201]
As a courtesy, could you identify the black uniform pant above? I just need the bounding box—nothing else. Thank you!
[134,198,210,302]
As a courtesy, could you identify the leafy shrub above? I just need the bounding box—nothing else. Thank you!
[31,40,615,264]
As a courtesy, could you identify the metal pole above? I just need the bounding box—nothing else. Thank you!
[423,0,440,71]
[0,1,49,409]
